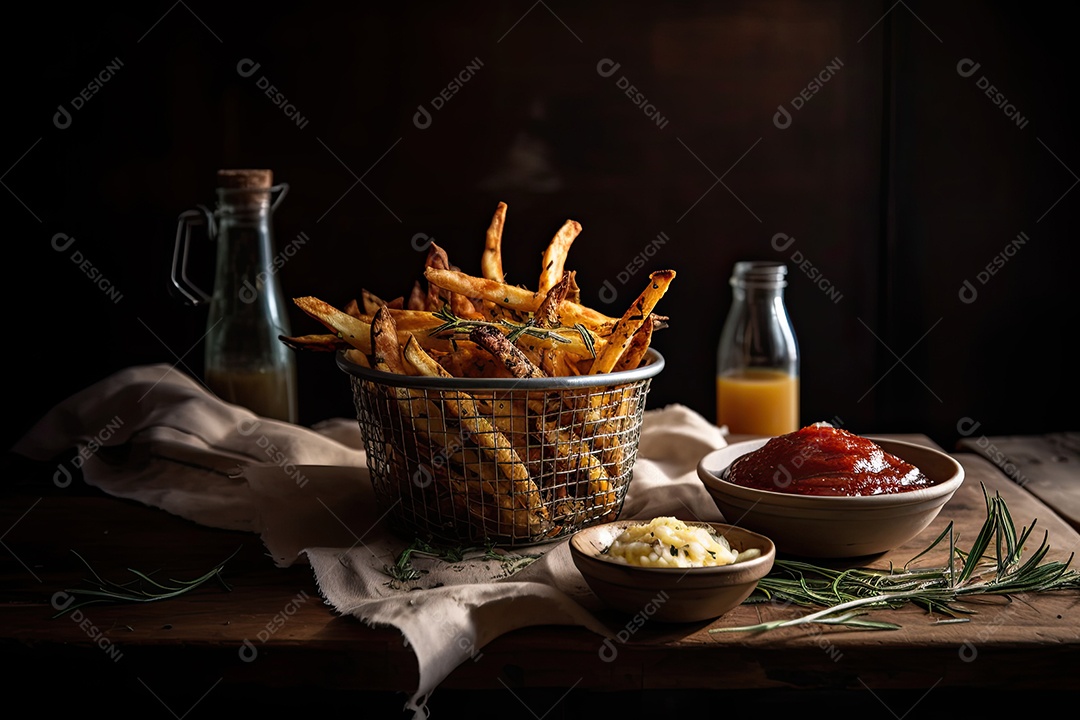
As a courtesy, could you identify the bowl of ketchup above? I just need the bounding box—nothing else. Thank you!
[697,423,965,558]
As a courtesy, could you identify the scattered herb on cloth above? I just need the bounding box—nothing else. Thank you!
[713,484,1080,633]
[383,537,541,589]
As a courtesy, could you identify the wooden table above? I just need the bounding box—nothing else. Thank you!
[957,431,1080,532]
[3,435,1079,717]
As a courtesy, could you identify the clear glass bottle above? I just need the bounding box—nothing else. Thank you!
[174,169,298,423]
[716,261,799,436]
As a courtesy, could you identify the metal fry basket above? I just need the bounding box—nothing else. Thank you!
[337,349,665,547]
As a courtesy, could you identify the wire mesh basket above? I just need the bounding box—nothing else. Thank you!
[337,349,665,547]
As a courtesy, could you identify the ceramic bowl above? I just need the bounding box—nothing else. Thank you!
[696,437,965,559]
[569,520,775,623]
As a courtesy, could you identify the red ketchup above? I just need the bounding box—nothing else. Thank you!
[724,423,934,496]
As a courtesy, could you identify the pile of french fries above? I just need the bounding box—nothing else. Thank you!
[282,202,675,543]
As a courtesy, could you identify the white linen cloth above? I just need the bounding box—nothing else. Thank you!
[12,363,728,718]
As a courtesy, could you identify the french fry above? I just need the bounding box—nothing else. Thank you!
[423,266,618,331]
[343,348,370,368]
[469,326,547,379]
[482,201,507,283]
[344,298,364,319]
[402,336,549,535]
[278,333,351,353]
[426,243,485,320]
[293,296,373,354]
[468,325,616,512]
[371,306,406,374]
[588,270,675,375]
[360,289,387,316]
[613,317,655,373]
[535,271,572,329]
[538,219,581,295]
[424,244,453,311]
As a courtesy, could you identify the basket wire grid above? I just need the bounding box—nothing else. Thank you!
[339,349,664,547]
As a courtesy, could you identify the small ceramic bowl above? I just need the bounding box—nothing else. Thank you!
[697,437,965,558]
[569,520,775,623]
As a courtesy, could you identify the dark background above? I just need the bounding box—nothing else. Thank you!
[5,1,1078,454]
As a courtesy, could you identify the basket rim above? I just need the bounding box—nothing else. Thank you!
[337,347,665,389]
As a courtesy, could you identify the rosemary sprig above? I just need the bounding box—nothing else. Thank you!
[712,484,1080,634]
[428,305,596,358]
[51,548,238,618]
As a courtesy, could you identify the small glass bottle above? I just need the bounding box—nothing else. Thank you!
[716,261,799,436]
[176,169,298,423]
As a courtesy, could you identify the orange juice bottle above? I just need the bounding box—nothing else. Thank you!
[716,262,799,436]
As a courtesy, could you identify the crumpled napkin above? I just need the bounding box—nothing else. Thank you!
[12,363,728,718]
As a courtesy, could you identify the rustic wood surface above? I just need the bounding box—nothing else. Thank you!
[3,436,1078,715]
[958,432,1080,532]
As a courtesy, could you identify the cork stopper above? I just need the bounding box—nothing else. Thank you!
[217,168,273,189]
[216,169,273,208]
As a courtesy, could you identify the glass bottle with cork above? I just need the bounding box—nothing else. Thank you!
[716,261,799,436]
[173,168,298,423]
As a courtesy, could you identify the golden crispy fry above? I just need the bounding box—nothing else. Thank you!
[344,298,363,319]
[424,244,453,311]
[402,336,548,532]
[371,306,405,374]
[426,243,485,320]
[423,266,617,330]
[613,317,655,373]
[293,296,373,354]
[361,289,386,316]
[538,219,581,295]
[565,270,582,305]
[482,201,507,283]
[436,345,508,378]
[469,326,547,379]
[535,271,571,329]
[343,348,370,367]
[278,333,351,352]
[589,270,675,375]
[468,326,615,511]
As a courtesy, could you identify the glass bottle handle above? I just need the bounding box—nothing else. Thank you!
[171,205,216,306]
[270,182,289,211]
